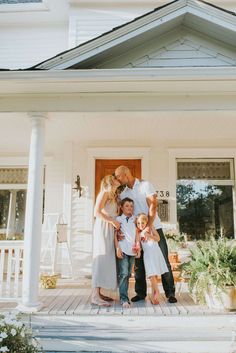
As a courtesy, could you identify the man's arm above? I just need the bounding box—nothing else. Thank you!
[146,194,158,228]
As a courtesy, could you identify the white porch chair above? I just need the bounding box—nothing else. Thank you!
[40,213,72,276]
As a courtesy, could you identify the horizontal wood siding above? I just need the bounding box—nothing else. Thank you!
[74,7,153,46]
[0,24,68,69]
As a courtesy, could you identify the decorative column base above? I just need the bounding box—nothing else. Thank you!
[16,301,43,313]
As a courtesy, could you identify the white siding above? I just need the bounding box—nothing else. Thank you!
[70,6,155,46]
[0,23,68,69]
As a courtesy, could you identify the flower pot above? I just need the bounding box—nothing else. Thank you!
[205,285,236,310]
[168,252,179,263]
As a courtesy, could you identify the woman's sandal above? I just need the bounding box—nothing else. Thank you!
[100,294,114,302]
[91,298,111,307]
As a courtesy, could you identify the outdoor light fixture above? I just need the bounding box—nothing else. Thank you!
[73,175,83,197]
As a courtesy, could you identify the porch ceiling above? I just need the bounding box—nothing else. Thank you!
[0,111,236,155]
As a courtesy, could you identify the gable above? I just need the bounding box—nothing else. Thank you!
[95,27,236,68]
[31,0,236,70]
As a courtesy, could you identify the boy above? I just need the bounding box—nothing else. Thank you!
[115,197,140,308]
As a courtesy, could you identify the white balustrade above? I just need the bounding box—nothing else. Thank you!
[0,241,24,300]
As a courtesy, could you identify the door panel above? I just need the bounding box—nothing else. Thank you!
[95,159,141,198]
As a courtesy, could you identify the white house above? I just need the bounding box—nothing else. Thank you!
[1,0,236,311]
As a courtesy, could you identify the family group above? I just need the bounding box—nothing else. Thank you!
[91,166,177,308]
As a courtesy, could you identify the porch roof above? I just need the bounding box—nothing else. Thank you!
[1,67,236,112]
[29,0,236,70]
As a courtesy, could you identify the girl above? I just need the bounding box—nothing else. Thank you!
[91,174,121,306]
[136,213,168,305]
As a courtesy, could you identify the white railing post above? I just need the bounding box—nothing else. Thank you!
[17,112,46,312]
[0,242,24,300]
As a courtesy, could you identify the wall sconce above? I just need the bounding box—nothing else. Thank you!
[73,175,83,197]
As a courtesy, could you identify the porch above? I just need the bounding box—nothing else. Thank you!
[1,278,235,353]
[0,277,232,316]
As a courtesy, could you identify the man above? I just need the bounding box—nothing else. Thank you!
[115,165,177,304]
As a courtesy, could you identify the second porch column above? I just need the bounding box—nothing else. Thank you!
[20,112,46,311]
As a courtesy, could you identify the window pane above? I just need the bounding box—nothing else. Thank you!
[0,190,10,230]
[15,190,27,236]
[0,168,28,184]
[177,161,232,180]
[177,181,234,240]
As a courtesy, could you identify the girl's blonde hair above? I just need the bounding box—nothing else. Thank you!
[135,213,148,227]
[100,174,117,201]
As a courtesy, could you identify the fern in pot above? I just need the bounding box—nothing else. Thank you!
[180,237,236,310]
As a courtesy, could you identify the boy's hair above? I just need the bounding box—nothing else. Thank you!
[135,213,148,226]
[120,197,134,207]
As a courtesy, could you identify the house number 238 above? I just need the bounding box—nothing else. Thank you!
[157,191,170,197]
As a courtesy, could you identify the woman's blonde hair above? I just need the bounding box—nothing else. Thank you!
[135,213,148,227]
[100,174,117,201]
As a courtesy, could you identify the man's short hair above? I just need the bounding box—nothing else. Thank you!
[120,197,134,207]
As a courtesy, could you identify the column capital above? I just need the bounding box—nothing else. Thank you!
[27,112,48,120]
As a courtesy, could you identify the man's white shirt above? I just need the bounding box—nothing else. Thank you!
[120,178,162,229]
[116,214,136,256]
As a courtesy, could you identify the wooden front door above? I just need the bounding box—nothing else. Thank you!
[95,159,141,198]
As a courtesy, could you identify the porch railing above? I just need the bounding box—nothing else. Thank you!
[0,241,24,300]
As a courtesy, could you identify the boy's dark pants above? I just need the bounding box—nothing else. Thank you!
[118,254,134,303]
[134,228,175,298]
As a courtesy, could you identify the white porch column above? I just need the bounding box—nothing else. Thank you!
[18,112,46,311]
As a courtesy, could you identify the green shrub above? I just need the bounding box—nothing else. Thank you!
[180,237,236,304]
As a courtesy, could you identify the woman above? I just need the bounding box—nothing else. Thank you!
[91,174,121,306]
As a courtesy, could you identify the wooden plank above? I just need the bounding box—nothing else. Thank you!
[65,291,86,315]
[39,288,64,314]
[56,289,79,315]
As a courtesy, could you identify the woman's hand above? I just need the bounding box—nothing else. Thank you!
[112,220,120,230]
[117,230,125,241]
[135,249,141,258]
[116,247,123,259]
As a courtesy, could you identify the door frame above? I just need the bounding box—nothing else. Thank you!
[87,147,150,202]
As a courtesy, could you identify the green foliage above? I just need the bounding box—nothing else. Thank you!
[180,237,236,304]
[165,230,187,252]
[0,313,42,353]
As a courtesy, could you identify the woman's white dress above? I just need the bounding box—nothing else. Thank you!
[141,230,168,278]
[92,191,118,290]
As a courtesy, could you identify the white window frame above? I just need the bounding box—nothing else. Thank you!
[168,149,236,239]
[0,157,48,239]
[0,0,48,12]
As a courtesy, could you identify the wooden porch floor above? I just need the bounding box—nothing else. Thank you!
[0,278,230,316]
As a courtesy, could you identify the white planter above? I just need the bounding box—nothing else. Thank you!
[205,285,236,310]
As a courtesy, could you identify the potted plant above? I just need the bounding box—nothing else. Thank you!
[180,237,236,310]
[0,313,42,352]
[165,229,188,261]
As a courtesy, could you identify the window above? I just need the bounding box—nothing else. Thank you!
[0,167,45,240]
[0,1,42,4]
[176,159,234,240]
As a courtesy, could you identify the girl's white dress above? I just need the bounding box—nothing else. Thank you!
[141,230,168,278]
[92,191,118,290]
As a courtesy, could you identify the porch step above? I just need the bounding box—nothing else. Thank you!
[31,314,235,353]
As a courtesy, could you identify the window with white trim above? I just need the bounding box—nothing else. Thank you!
[176,159,234,240]
[0,167,45,240]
